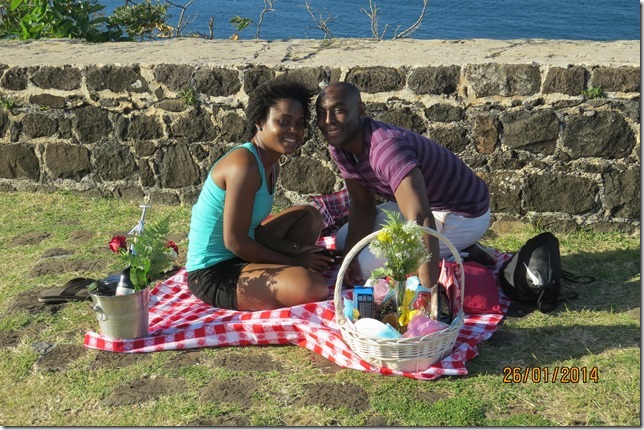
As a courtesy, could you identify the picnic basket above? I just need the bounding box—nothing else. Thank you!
[333,226,465,373]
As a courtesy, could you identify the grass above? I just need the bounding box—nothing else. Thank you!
[0,190,640,426]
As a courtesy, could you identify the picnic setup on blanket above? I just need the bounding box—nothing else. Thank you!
[83,190,512,381]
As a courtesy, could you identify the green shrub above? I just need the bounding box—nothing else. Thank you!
[1,0,122,41]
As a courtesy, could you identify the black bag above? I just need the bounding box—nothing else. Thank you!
[499,232,592,312]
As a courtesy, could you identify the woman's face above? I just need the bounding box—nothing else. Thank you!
[256,98,306,155]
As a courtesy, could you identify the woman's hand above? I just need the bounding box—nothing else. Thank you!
[293,247,335,272]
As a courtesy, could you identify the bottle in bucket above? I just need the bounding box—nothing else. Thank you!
[115,267,135,296]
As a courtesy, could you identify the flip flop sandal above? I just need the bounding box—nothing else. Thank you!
[37,277,96,304]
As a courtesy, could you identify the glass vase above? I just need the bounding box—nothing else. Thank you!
[391,279,407,332]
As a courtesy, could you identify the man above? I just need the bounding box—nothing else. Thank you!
[315,82,491,291]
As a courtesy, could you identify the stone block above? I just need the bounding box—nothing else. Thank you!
[373,107,425,134]
[243,65,275,94]
[94,141,137,181]
[561,110,635,159]
[427,126,469,154]
[0,110,9,138]
[484,172,522,214]
[500,109,559,154]
[30,66,81,90]
[114,186,145,202]
[219,111,246,143]
[522,173,598,214]
[44,143,90,181]
[463,64,541,97]
[472,114,499,154]
[153,64,195,91]
[170,112,214,141]
[488,150,530,171]
[0,144,40,180]
[134,140,156,157]
[0,67,28,90]
[160,143,201,188]
[602,167,640,219]
[148,190,180,205]
[22,113,57,138]
[531,216,579,234]
[29,94,66,109]
[280,158,336,195]
[127,115,164,141]
[139,160,156,187]
[86,65,149,93]
[73,106,112,144]
[195,68,241,97]
[283,67,328,93]
[156,100,188,112]
[424,104,464,123]
[408,66,460,95]
[542,66,586,96]
[590,67,640,93]
[345,67,405,93]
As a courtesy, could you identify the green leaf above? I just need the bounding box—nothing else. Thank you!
[10,0,25,12]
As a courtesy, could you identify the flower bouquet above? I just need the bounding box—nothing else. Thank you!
[367,210,431,332]
[108,215,178,293]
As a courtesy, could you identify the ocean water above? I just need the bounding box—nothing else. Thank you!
[102,0,640,41]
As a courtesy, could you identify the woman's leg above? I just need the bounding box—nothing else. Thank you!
[258,205,324,245]
[236,263,329,311]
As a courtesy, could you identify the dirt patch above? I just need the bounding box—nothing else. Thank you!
[199,377,260,408]
[28,258,106,278]
[0,323,47,348]
[166,350,204,368]
[33,343,87,372]
[365,414,395,426]
[417,390,449,405]
[40,248,75,259]
[9,232,51,247]
[91,350,151,369]
[294,382,370,411]
[68,230,95,244]
[211,351,283,372]
[5,288,67,316]
[486,403,536,420]
[188,413,251,426]
[100,377,187,407]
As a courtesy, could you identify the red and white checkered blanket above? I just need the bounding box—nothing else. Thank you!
[83,190,511,380]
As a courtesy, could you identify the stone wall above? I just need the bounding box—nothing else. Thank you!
[0,39,639,233]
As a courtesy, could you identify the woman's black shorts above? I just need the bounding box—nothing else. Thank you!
[187,257,249,310]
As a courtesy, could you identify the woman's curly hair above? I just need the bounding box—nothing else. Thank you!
[245,76,312,140]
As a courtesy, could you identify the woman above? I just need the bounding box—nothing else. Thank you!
[186,77,334,311]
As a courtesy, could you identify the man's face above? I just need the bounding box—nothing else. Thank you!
[315,86,363,148]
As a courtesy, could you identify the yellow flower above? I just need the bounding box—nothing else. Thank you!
[376,230,392,243]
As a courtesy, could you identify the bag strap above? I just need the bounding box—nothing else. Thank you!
[561,269,595,284]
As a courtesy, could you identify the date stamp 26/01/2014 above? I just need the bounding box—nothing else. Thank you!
[502,366,599,384]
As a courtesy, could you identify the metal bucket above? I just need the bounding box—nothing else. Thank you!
[90,288,149,340]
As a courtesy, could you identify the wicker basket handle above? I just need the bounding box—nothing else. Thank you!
[333,225,465,315]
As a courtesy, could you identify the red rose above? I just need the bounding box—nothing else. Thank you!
[166,240,179,255]
[109,236,127,253]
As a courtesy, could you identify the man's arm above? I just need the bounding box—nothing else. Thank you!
[392,168,440,290]
[342,178,377,284]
